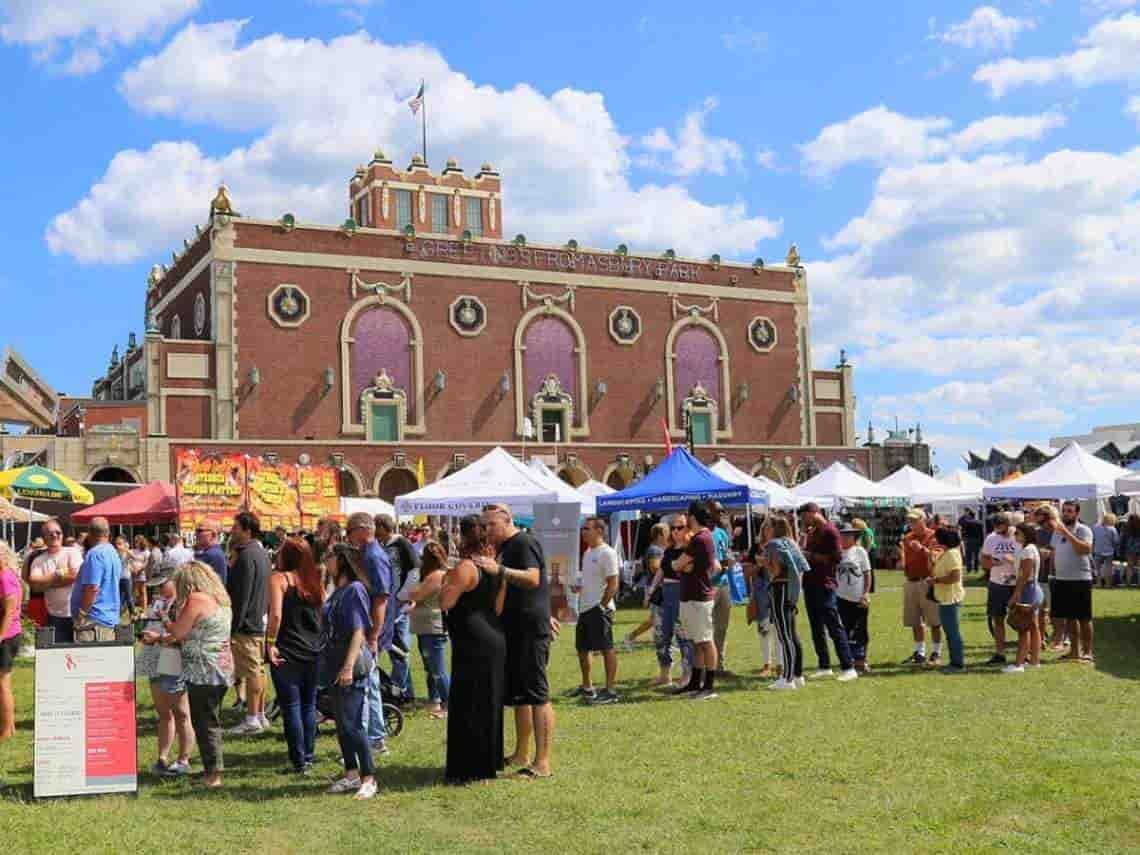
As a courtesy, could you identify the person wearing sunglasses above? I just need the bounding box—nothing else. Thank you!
[659,515,696,692]
[27,518,82,642]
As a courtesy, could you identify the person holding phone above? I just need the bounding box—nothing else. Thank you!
[981,512,1018,665]
[138,570,195,777]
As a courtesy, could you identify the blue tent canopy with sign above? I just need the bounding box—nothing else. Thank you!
[596,447,761,514]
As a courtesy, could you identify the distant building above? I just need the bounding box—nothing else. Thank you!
[863,421,932,478]
[966,423,1140,481]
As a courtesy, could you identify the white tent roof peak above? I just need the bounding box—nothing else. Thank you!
[878,465,976,504]
[791,461,905,506]
[984,441,1128,501]
[393,446,559,516]
[709,459,798,509]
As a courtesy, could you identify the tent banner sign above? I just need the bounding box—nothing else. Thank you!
[247,459,301,530]
[175,450,246,531]
[298,466,341,526]
[175,449,343,531]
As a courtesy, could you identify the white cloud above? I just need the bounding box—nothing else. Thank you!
[50,21,780,263]
[974,12,1140,97]
[637,97,744,177]
[1128,95,1140,123]
[948,110,1067,152]
[1083,1,1137,13]
[800,106,952,176]
[800,105,1065,175]
[0,0,198,75]
[937,6,1035,52]
[755,148,777,169]
[809,145,1140,449]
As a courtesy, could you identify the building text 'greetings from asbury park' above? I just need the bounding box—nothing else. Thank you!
[416,239,705,282]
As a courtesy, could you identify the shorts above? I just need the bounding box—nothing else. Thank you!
[1093,556,1115,579]
[575,606,614,653]
[1051,580,1093,621]
[679,599,715,644]
[231,633,266,681]
[902,579,941,628]
[987,583,1015,618]
[150,673,187,695]
[0,636,20,672]
[1018,582,1044,608]
[504,631,551,707]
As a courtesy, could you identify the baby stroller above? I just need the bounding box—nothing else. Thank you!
[266,657,407,738]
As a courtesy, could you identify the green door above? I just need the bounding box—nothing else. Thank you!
[690,412,712,445]
[541,410,563,443]
[370,403,398,442]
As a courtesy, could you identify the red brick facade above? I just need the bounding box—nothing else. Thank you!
[126,157,865,498]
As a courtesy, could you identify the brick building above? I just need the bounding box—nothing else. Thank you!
[78,151,869,502]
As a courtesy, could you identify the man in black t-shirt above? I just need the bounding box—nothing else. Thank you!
[476,503,556,779]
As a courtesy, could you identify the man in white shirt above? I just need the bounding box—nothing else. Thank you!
[567,517,620,705]
[27,518,83,642]
[981,512,1018,665]
[163,533,195,569]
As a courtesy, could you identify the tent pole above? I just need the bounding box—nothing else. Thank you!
[747,508,753,552]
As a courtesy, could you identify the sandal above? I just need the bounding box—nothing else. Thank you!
[513,767,553,780]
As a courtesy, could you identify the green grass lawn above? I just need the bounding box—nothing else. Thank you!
[3,570,1140,853]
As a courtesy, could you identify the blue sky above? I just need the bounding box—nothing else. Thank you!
[2,0,1140,472]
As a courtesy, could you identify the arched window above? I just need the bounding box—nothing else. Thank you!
[340,295,425,439]
[793,460,820,485]
[665,317,733,443]
[513,306,589,441]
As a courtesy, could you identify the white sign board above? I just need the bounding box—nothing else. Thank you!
[34,644,138,798]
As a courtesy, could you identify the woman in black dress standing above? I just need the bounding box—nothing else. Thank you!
[440,515,506,784]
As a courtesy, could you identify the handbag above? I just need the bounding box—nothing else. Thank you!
[1007,602,1036,633]
[157,645,183,676]
[728,565,749,605]
[926,581,939,604]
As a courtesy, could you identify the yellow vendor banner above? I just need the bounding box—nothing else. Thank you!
[175,450,246,533]
[246,458,301,531]
[298,465,342,527]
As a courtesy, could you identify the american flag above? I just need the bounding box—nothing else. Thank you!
[408,81,424,116]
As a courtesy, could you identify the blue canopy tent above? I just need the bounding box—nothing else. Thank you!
[597,448,763,514]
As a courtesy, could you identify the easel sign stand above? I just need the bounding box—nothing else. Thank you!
[33,625,138,799]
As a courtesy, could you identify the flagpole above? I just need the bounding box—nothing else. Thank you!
[421,78,427,165]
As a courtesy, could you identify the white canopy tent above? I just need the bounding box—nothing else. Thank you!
[526,459,596,516]
[878,465,977,505]
[791,461,906,509]
[939,469,991,496]
[709,459,798,509]
[340,496,397,520]
[1115,473,1140,496]
[983,442,1128,501]
[394,446,560,517]
[576,479,615,498]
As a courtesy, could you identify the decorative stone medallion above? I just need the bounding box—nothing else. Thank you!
[268,283,310,328]
[193,292,207,336]
[747,316,777,353]
[608,305,642,345]
[449,295,487,337]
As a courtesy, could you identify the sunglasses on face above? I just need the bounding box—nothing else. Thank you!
[671,525,686,531]
[44,531,62,538]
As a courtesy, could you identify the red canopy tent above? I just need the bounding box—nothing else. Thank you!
[71,481,178,526]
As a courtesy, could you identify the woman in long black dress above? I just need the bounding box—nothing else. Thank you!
[440,515,506,784]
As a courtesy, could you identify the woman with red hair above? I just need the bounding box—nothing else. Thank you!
[266,538,325,775]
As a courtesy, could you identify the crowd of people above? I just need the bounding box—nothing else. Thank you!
[0,491,1120,794]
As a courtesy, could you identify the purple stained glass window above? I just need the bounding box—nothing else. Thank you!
[351,308,414,423]
[524,317,577,419]
[674,326,721,423]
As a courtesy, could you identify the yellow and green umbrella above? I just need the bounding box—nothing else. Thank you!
[0,466,94,504]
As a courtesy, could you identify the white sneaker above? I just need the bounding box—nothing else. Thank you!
[767,678,796,691]
[258,714,271,729]
[809,668,834,680]
[353,779,377,800]
[679,667,691,688]
[794,676,806,689]
[226,720,264,736]
[837,668,859,682]
[327,775,362,794]
[622,634,635,653]
[1002,664,1025,674]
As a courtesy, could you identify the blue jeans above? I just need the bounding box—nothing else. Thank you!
[417,634,450,705]
[364,661,387,744]
[330,679,374,777]
[47,614,73,643]
[270,660,318,769]
[938,603,965,668]
[391,613,414,699]
[803,585,853,671]
[654,583,694,671]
